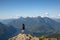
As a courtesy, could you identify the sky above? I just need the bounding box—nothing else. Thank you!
[0,0,60,19]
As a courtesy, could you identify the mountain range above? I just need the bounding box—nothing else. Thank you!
[0,16,60,40]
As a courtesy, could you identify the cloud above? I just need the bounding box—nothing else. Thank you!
[58,14,60,17]
[0,16,20,19]
[56,14,60,18]
[44,12,49,17]
[51,14,60,19]
[45,12,48,15]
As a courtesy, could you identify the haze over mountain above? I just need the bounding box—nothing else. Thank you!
[5,16,59,36]
[8,17,60,29]
[0,19,16,24]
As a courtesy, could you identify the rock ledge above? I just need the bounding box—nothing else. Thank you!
[9,33,39,40]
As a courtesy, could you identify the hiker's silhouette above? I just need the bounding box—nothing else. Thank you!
[22,24,25,33]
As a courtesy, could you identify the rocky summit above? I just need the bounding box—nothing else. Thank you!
[9,33,39,40]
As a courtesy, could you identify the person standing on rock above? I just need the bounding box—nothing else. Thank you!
[22,24,25,33]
